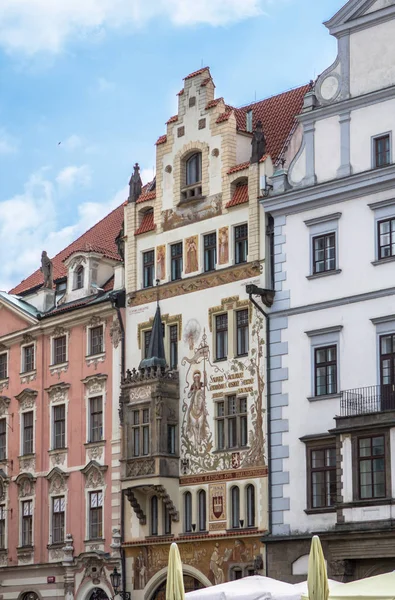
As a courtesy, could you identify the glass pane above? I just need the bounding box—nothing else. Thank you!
[359,438,371,457]
[312,449,324,469]
[326,448,336,467]
[372,436,385,455]
[381,336,392,354]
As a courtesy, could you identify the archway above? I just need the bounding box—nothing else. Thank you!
[88,589,110,600]
[151,575,204,600]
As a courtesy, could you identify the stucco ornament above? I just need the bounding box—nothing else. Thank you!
[110,318,122,349]
[0,396,10,417]
[88,445,104,461]
[84,464,105,489]
[62,533,74,563]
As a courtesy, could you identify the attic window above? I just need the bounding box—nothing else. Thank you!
[74,266,84,290]
[189,96,196,107]
[186,153,202,186]
[246,110,253,133]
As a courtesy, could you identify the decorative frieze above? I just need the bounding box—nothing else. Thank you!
[19,455,36,474]
[126,458,155,478]
[49,450,67,467]
[20,372,37,385]
[81,373,107,396]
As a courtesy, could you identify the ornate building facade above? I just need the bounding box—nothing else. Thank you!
[0,206,125,599]
[120,68,308,598]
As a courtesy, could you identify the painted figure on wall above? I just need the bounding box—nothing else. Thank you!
[183,319,201,351]
[218,227,229,265]
[185,236,199,274]
[135,550,147,590]
[156,245,166,280]
[186,370,209,447]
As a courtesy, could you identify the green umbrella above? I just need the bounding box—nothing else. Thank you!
[166,542,185,600]
[307,536,329,600]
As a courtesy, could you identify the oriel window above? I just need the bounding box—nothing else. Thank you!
[171,243,183,281]
[204,233,217,272]
[143,250,155,288]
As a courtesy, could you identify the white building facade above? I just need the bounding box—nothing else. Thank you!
[263,0,395,584]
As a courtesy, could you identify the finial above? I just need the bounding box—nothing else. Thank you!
[128,163,143,203]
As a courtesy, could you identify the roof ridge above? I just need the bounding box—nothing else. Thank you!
[235,82,309,110]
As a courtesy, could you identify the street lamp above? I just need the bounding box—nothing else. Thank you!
[110,567,131,600]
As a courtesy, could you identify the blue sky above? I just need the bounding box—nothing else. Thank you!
[0,0,344,291]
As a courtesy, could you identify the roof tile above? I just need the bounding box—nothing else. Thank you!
[227,161,250,175]
[216,110,233,123]
[156,134,167,146]
[184,67,210,80]
[206,97,223,110]
[135,211,155,236]
[166,115,178,124]
[136,190,156,204]
[226,184,249,208]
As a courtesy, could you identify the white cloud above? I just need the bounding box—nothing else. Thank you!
[56,164,92,189]
[140,167,155,185]
[0,128,17,154]
[0,0,265,55]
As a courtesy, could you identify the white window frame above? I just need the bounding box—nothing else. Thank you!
[86,321,105,358]
[369,199,395,263]
[304,212,342,279]
[232,222,249,266]
[50,332,69,367]
[169,240,184,282]
[51,403,67,451]
[20,497,34,547]
[371,131,392,170]
[0,350,9,382]
[305,325,342,401]
[86,488,104,541]
[0,417,7,462]
[0,503,7,550]
[20,408,35,457]
[83,376,107,445]
[20,341,36,374]
[201,230,218,274]
[49,493,66,546]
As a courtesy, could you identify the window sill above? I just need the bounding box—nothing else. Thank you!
[340,498,393,509]
[307,393,341,402]
[18,452,36,459]
[372,256,395,266]
[85,440,106,448]
[306,269,342,281]
[304,507,337,515]
[226,527,258,533]
[17,545,34,552]
[85,352,105,360]
[48,447,68,454]
[0,378,9,386]
[236,353,249,358]
[19,370,36,377]
[214,358,228,363]
[20,370,37,383]
[178,195,206,207]
[47,541,64,550]
[84,538,105,543]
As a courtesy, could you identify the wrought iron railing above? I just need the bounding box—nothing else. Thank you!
[340,385,395,417]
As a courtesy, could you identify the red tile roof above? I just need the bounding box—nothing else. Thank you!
[136,189,156,204]
[206,97,223,110]
[227,161,249,175]
[201,77,212,87]
[216,110,233,123]
[226,184,249,208]
[135,211,155,236]
[156,134,167,146]
[233,84,309,161]
[166,115,178,124]
[177,89,184,96]
[184,67,210,80]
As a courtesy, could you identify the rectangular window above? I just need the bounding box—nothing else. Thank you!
[53,335,67,365]
[235,224,248,264]
[52,496,65,544]
[314,345,337,397]
[144,330,151,359]
[89,326,103,356]
[23,411,34,455]
[374,134,391,168]
[169,324,178,370]
[215,314,228,361]
[312,233,336,274]
[89,491,103,540]
[132,410,140,457]
[204,233,217,272]
[167,424,176,455]
[0,419,6,461]
[131,409,150,457]
[216,396,248,450]
[236,309,249,356]
[143,250,155,288]
[171,243,183,281]
[143,409,150,456]
[378,218,395,260]
[0,505,5,549]
[22,344,35,373]
[89,396,103,443]
[358,435,386,500]
[21,500,33,546]
[164,504,172,535]
[0,353,7,380]
[310,447,336,508]
[217,401,225,450]
[53,405,66,449]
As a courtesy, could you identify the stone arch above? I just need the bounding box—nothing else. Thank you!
[18,591,43,600]
[76,577,113,600]
[145,564,211,599]
[173,140,210,204]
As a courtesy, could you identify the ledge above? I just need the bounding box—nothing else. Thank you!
[306,269,342,281]
[84,440,106,448]
[307,393,341,402]
[304,507,337,515]
[372,256,395,266]
[340,498,394,509]
[48,448,68,454]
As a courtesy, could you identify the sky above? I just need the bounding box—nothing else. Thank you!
[0,0,344,292]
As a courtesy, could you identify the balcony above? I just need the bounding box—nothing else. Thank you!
[340,385,395,417]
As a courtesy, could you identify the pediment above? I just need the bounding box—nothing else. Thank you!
[0,300,37,337]
[325,0,395,34]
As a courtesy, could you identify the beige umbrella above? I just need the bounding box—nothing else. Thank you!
[166,542,185,600]
[307,536,329,600]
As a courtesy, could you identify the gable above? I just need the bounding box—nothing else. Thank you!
[365,0,395,14]
[0,304,34,337]
[325,0,395,35]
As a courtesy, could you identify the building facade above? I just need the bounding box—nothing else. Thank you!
[120,68,308,598]
[263,0,395,584]
[0,206,125,599]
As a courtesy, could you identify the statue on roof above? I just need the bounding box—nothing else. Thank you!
[41,251,53,289]
[129,163,142,203]
[250,120,266,164]
[115,221,125,261]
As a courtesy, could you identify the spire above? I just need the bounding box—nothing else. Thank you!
[128,163,143,203]
[139,304,167,370]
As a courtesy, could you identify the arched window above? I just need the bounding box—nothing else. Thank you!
[184,491,192,533]
[198,490,206,532]
[22,594,39,600]
[231,486,240,529]
[186,153,202,186]
[163,503,172,535]
[150,496,158,536]
[74,265,84,289]
[246,484,255,527]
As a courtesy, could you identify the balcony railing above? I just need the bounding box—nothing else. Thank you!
[340,385,395,417]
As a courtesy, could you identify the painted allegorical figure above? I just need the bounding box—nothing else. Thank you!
[186,370,209,447]
[156,245,166,280]
[185,236,199,274]
[218,227,229,265]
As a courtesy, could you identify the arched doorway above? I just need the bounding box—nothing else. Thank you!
[88,589,110,600]
[151,575,204,600]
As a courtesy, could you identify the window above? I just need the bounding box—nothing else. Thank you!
[169,324,178,370]
[167,424,176,455]
[358,436,386,500]
[22,344,35,373]
[89,397,103,443]
[235,224,248,264]
[312,233,336,274]
[151,496,158,536]
[374,134,391,168]
[143,330,152,359]
[309,447,336,509]
[236,310,249,357]
[143,250,155,289]
[204,233,217,272]
[231,568,243,581]
[0,353,7,380]
[89,491,103,539]
[184,492,192,533]
[246,485,255,527]
[0,419,6,461]
[0,505,5,549]
[53,335,67,365]
[186,153,202,186]
[164,504,172,535]
[52,496,65,544]
[22,412,34,455]
[314,346,337,396]
[132,409,150,457]
[21,500,33,546]
[53,405,66,449]
[246,110,253,133]
[89,325,103,356]
[231,486,240,529]
[215,314,228,361]
[378,218,395,260]
[216,397,247,450]
[74,266,84,289]
[198,490,206,532]
[171,243,183,281]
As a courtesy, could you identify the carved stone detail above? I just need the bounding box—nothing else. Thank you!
[111,528,121,557]
[85,355,105,369]
[0,396,10,416]
[20,372,37,385]
[0,552,8,566]
[126,458,155,478]
[69,255,87,270]
[53,326,66,337]
[82,374,107,396]
[0,381,9,393]
[83,463,107,489]
[17,474,36,497]
[47,468,69,494]
[50,548,64,560]
[87,445,104,461]
[129,386,151,403]
[110,319,122,349]
[84,558,104,584]
[21,334,34,345]
[62,533,74,563]
[18,549,33,564]
[19,456,36,474]
[51,451,67,467]
[89,316,102,327]
[46,383,70,404]
[15,389,38,411]
[125,490,146,525]
[49,364,69,379]
[153,484,179,522]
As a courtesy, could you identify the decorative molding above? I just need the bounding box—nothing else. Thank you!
[16,473,36,497]
[53,326,66,337]
[17,546,34,564]
[85,354,106,369]
[15,389,38,411]
[46,467,69,494]
[368,197,395,211]
[49,363,69,379]
[81,460,108,489]
[86,443,104,461]
[46,382,70,404]
[208,296,251,331]
[128,386,152,403]
[49,449,67,467]
[128,262,262,307]
[18,455,36,475]
[0,551,7,566]
[50,547,64,561]
[305,325,343,337]
[304,212,342,227]
[179,466,268,486]
[0,396,10,417]
[20,372,37,385]
[20,333,34,346]
[110,318,122,349]
[89,315,102,327]
[137,313,182,348]
[0,380,9,394]
[81,373,107,396]
[371,314,395,325]
[126,458,155,478]
[125,490,147,525]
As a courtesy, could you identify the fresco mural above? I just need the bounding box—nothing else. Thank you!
[185,236,199,274]
[162,194,222,232]
[218,227,229,265]
[156,245,166,280]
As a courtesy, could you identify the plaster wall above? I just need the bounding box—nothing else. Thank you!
[236,134,252,165]
[314,116,340,183]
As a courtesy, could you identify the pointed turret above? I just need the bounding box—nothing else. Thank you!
[128,163,142,203]
[139,304,167,370]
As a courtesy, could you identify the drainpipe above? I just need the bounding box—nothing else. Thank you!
[246,287,272,576]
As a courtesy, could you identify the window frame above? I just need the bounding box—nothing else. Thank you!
[215,313,228,361]
[377,217,395,261]
[236,309,249,357]
[184,491,192,533]
[357,434,387,501]
[88,490,103,540]
[0,505,6,550]
[197,489,207,532]
[88,396,103,444]
[22,411,34,456]
[88,325,104,357]
[312,232,336,275]
[215,396,248,451]
[130,407,150,458]
[21,343,35,374]
[314,345,338,397]
[0,418,6,461]
[52,335,67,366]
[74,265,85,290]
[0,352,8,381]
[169,324,178,370]
[372,132,391,169]
[234,224,248,265]
[170,242,183,282]
[186,152,202,187]
[21,499,33,547]
[230,486,240,529]
[52,404,66,450]
[203,232,217,273]
[246,484,256,528]
[150,495,158,536]
[51,495,65,544]
[143,249,155,289]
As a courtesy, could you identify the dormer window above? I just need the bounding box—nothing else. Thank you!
[74,266,84,290]
[186,153,202,186]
